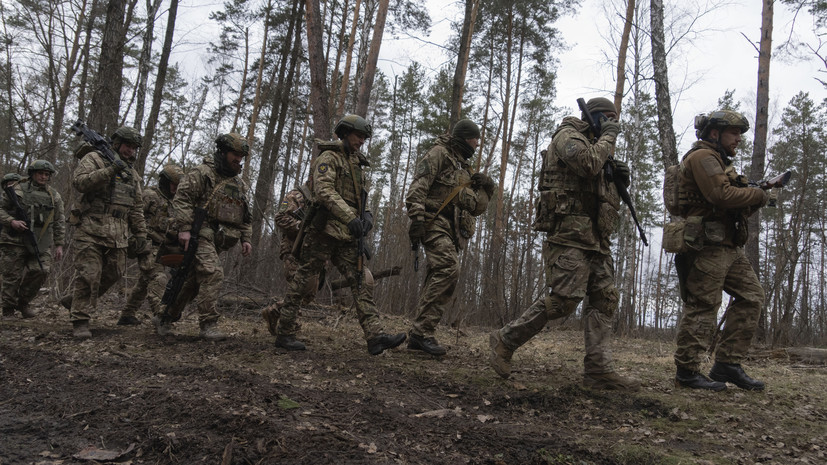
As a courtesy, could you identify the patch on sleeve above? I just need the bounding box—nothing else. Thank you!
[280,199,289,208]
[700,156,724,177]
[563,140,582,158]
[416,160,430,177]
[317,163,329,174]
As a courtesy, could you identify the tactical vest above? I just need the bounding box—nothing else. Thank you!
[320,141,362,211]
[422,145,473,216]
[534,148,600,230]
[82,172,137,219]
[145,186,174,243]
[19,181,57,251]
[206,178,246,227]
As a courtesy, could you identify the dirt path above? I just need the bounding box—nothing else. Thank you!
[1,300,825,464]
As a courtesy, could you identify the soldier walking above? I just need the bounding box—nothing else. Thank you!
[272,115,406,355]
[405,119,495,356]
[488,97,640,391]
[0,160,65,319]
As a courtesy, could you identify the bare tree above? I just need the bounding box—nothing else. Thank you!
[449,0,480,127]
[649,0,678,169]
[354,0,389,117]
[305,0,331,140]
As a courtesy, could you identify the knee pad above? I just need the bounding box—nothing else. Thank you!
[589,286,619,317]
[543,293,579,319]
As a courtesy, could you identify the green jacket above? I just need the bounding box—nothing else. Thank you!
[0,179,65,252]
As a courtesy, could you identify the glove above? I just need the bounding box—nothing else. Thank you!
[112,158,128,172]
[363,211,374,233]
[471,172,496,197]
[612,159,631,188]
[347,217,363,239]
[599,119,621,141]
[133,236,149,256]
[408,218,426,246]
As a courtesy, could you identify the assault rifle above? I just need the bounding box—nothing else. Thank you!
[70,121,123,167]
[2,184,44,270]
[160,207,207,319]
[577,98,649,246]
[752,171,792,190]
[356,188,371,290]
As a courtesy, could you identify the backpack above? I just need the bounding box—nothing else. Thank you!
[663,163,682,216]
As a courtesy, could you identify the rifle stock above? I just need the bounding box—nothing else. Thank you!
[576,98,649,246]
[70,121,119,164]
[160,207,207,319]
[3,185,44,270]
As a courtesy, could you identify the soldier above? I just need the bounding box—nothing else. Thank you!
[68,126,149,338]
[405,119,495,355]
[0,160,65,319]
[154,133,253,341]
[488,97,640,391]
[121,164,184,325]
[671,110,768,391]
[272,114,406,355]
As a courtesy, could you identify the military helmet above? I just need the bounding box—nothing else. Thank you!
[159,164,184,184]
[586,97,617,115]
[2,173,22,186]
[27,159,57,176]
[452,119,481,140]
[110,126,143,147]
[215,133,250,157]
[334,114,372,139]
[695,109,749,139]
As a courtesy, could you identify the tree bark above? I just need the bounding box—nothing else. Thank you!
[305,0,331,142]
[449,0,480,127]
[87,0,129,136]
[650,0,678,169]
[354,0,390,117]
[335,0,362,118]
[613,0,635,115]
[242,0,274,183]
[133,0,163,131]
[135,0,179,176]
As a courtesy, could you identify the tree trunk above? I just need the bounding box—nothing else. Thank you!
[613,0,635,115]
[354,0,390,117]
[242,0,274,183]
[133,0,163,130]
[335,0,361,119]
[449,0,480,127]
[749,0,773,340]
[87,0,129,136]
[650,0,678,169]
[231,28,251,134]
[305,0,331,142]
[135,0,178,176]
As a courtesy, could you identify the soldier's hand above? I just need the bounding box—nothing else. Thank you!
[363,211,374,233]
[599,119,621,141]
[471,172,497,197]
[612,159,631,188]
[408,218,426,246]
[241,241,252,257]
[178,231,191,251]
[347,217,363,239]
[112,158,128,172]
[54,245,64,261]
[10,219,28,232]
[133,236,150,256]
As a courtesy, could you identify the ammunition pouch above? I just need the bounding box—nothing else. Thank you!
[662,221,687,253]
[533,190,557,233]
[68,209,82,226]
[597,201,620,239]
[214,226,241,251]
[310,203,329,230]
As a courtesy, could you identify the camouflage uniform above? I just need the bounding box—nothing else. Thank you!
[123,185,176,319]
[406,134,492,339]
[495,115,626,376]
[275,185,318,300]
[70,151,147,323]
[276,141,383,341]
[164,156,252,327]
[674,140,767,372]
[0,177,65,316]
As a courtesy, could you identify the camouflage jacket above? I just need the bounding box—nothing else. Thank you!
[310,141,368,242]
[406,135,491,247]
[275,185,310,258]
[143,185,175,245]
[539,117,620,254]
[73,151,147,248]
[172,156,252,247]
[0,179,65,252]
[678,140,766,246]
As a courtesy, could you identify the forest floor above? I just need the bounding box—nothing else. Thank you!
[1,292,826,465]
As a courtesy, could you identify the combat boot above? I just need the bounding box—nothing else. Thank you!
[261,304,281,336]
[709,362,765,391]
[2,307,15,320]
[199,322,227,341]
[275,335,306,351]
[59,295,72,310]
[675,367,727,391]
[407,333,447,356]
[20,306,36,319]
[117,314,141,326]
[367,333,407,355]
[583,372,641,391]
[72,320,92,340]
[152,315,174,336]
[489,331,513,379]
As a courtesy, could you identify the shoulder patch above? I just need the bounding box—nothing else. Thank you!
[564,140,582,158]
[280,199,289,208]
[415,160,430,177]
[700,156,724,177]
[317,163,329,174]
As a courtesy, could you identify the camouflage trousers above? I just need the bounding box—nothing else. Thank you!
[69,240,126,322]
[162,238,223,326]
[674,246,764,371]
[277,231,382,340]
[123,246,165,317]
[282,253,317,304]
[0,245,52,313]
[497,242,619,374]
[410,231,458,338]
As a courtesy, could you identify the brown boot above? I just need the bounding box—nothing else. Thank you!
[20,306,36,319]
[261,303,281,336]
[72,320,92,339]
[489,331,513,379]
[199,321,227,341]
[583,372,641,391]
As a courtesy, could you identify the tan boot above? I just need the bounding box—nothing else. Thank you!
[152,315,174,336]
[261,303,281,336]
[489,331,513,379]
[583,372,641,391]
[72,320,92,339]
[199,321,227,341]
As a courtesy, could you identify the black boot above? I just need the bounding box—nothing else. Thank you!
[675,367,727,391]
[60,295,72,310]
[407,333,446,356]
[367,333,407,355]
[709,362,765,391]
[117,315,141,326]
[275,335,306,351]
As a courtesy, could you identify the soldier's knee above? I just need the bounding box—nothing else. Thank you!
[544,293,578,319]
[590,286,619,317]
